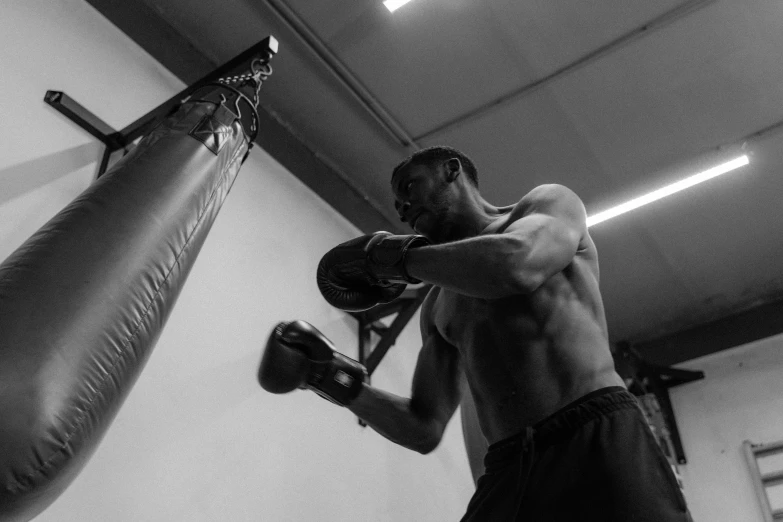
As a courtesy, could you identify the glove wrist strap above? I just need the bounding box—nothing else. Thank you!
[369,234,430,284]
[307,353,368,406]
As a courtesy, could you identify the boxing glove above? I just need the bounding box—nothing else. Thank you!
[258,320,367,406]
[317,232,429,311]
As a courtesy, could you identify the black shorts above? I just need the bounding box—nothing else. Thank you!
[460,387,693,522]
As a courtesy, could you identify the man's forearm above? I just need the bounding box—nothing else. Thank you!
[405,234,530,299]
[348,384,439,454]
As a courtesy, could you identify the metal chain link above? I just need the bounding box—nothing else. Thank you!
[216,55,274,135]
[218,58,274,109]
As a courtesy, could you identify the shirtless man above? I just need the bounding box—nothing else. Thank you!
[259,146,692,520]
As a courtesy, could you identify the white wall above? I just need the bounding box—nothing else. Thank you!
[671,333,783,522]
[0,1,474,520]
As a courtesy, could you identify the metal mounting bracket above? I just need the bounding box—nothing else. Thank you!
[615,341,704,464]
[44,36,278,177]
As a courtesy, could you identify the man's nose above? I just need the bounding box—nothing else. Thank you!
[398,201,411,221]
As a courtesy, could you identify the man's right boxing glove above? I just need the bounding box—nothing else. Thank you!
[317,231,430,312]
[258,320,367,406]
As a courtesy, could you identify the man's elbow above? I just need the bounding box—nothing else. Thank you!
[414,421,445,455]
[514,272,546,294]
[415,437,441,455]
[490,270,543,297]
[505,254,574,295]
[496,239,546,296]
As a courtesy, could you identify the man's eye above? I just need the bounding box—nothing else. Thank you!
[406,181,414,193]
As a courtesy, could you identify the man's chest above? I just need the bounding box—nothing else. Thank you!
[430,289,492,348]
[430,287,538,348]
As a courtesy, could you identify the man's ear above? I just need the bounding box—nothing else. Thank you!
[445,158,461,182]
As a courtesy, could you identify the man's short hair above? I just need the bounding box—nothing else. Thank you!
[392,146,479,188]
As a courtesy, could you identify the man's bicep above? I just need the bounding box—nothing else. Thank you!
[505,213,582,262]
[503,185,586,283]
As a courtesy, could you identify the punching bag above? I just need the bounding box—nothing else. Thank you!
[0,59,270,520]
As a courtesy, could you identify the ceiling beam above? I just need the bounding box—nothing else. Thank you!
[84,0,399,234]
[84,0,213,85]
[634,297,783,366]
[263,0,419,150]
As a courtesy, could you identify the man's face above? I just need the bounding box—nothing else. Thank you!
[391,163,453,241]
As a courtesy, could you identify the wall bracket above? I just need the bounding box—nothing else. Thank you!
[44,36,278,177]
[616,341,704,464]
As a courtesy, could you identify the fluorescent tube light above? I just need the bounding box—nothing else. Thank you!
[384,0,414,13]
[587,155,750,227]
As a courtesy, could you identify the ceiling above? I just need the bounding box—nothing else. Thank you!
[87,0,783,364]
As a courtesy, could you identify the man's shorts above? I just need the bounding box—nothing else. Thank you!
[460,386,693,521]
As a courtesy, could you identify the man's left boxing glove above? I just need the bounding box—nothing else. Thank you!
[258,320,367,406]
[317,232,430,312]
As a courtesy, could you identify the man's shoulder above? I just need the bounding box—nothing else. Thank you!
[510,184,585,219]
[504,185,589,250]
[519,184,579,207]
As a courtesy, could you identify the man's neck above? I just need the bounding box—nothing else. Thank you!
[449,198,503,240]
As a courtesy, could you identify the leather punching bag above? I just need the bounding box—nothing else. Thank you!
[0,83,256,521]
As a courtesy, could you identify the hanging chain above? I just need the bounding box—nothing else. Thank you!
[214,54,274,137]
[217,57,274,110]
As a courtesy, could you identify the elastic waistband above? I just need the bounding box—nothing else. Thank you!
[484,386,639,470]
